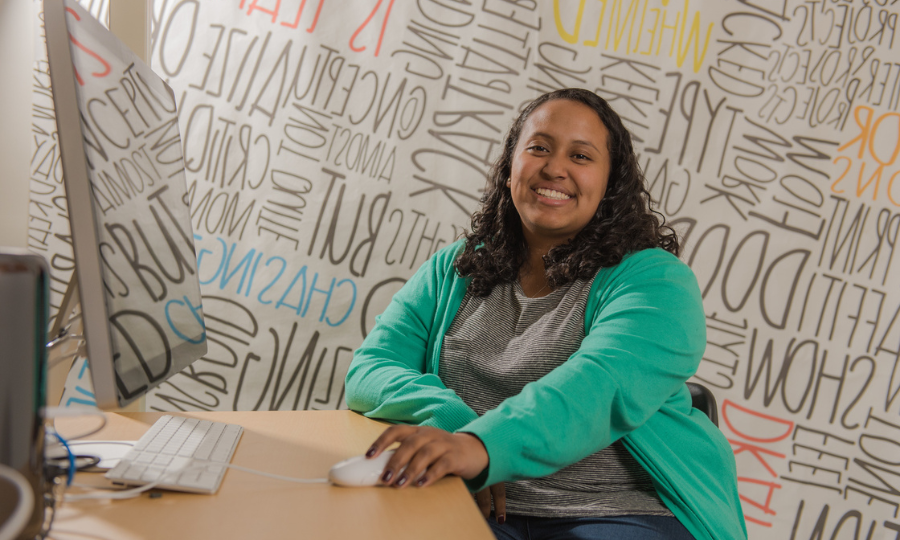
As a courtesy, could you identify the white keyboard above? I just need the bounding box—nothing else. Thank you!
[105,415,243,494]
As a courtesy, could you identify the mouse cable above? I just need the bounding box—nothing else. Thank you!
[220,462,328,484]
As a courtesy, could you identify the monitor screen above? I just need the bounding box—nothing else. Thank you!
[44,0,207,409]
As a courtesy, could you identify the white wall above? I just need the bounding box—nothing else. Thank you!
[0,0,34,249]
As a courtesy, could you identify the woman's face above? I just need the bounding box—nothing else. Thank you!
[508,99,611,249]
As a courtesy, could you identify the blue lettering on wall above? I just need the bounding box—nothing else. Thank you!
[194,234,357,325]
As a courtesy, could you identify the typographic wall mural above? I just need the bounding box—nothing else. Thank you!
[27,1,900,538]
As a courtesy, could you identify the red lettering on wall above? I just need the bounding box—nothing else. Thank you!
[349,0,395,56]
[722,399,795,442]
[239,0,324,32]
[722,400,794,529]
[65,7,111,86]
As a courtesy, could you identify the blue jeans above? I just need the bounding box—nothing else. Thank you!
[487,514,696,540]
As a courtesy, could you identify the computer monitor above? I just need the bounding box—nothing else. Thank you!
[43,0,207,409]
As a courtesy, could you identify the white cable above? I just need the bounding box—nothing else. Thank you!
[66,440,134,447]
[0,464,34,540]
[220,462,328,484]
[62,459,327,501]
[63,476,170,501]
[43,407,108,440]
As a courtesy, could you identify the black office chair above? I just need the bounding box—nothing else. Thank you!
[686,382,718,427]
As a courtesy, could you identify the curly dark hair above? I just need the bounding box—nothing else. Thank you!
[454,88,680,297]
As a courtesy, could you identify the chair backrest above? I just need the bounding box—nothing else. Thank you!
[686,382,718,427]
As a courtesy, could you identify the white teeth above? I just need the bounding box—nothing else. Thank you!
[535,188,572,200]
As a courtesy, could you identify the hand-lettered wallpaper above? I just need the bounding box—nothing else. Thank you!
[28,0,900,537]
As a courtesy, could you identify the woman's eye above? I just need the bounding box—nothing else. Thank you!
[573,153,590,160]
[528,145,548,152]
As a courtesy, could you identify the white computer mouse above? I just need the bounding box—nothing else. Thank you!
[328,449,400,487]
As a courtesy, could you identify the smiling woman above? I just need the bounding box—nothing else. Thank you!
[455,88,679,299]
[344,89,747,540]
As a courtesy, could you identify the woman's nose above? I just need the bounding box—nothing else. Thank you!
[542,152,567,178]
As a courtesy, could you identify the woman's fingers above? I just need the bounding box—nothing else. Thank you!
[490,483,507,524]
[366,426,489,488]
[366,424,416,457]
[388,434,444,487]
[371,426,445,486]
[475,487,492,518]
[474,483,506,522]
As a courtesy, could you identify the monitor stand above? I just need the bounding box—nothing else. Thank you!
[46,276,84,409]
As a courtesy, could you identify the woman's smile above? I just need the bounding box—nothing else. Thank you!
[533,187,572,201]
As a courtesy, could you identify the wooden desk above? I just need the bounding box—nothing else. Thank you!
[48,411,494,540]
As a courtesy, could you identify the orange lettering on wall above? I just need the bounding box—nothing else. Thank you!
[838,106,875,160]
[833,106,900,206]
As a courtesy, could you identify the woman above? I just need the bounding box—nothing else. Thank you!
[344,88,746,540]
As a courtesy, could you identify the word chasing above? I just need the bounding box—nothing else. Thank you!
[195,235,356,326]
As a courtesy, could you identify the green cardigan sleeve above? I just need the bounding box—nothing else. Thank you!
[459,249,707,487]
[344,242,478,432]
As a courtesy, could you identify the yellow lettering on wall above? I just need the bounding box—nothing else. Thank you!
[552,0,715,73]
[553,0,588,44]
[675,1,714,72]
[605,0,641,51]
[584,0,609,47]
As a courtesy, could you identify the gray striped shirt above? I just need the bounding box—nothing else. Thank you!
[439,278,672,518]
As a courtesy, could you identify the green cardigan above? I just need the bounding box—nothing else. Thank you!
[345,241,747,540]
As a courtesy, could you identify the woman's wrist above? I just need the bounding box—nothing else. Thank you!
[455,432,489,480]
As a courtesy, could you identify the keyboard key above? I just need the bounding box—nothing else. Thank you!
[178,472,218,492]
[122,464,147,481]
[133,416,171,451]
[141,467,165,482]
[209,425,241,463]
[106,461,129,479]
[178,422,209,456]
[168,456,191,472]
[192,423,225,461]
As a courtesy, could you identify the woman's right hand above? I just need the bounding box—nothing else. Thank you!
[475,483,507,524]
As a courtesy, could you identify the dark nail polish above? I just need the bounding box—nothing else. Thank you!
[381,470,393,483]
[497,515,506,525]
[416,477,426,487]
[365,446,376,458]
[396,475,407,486]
